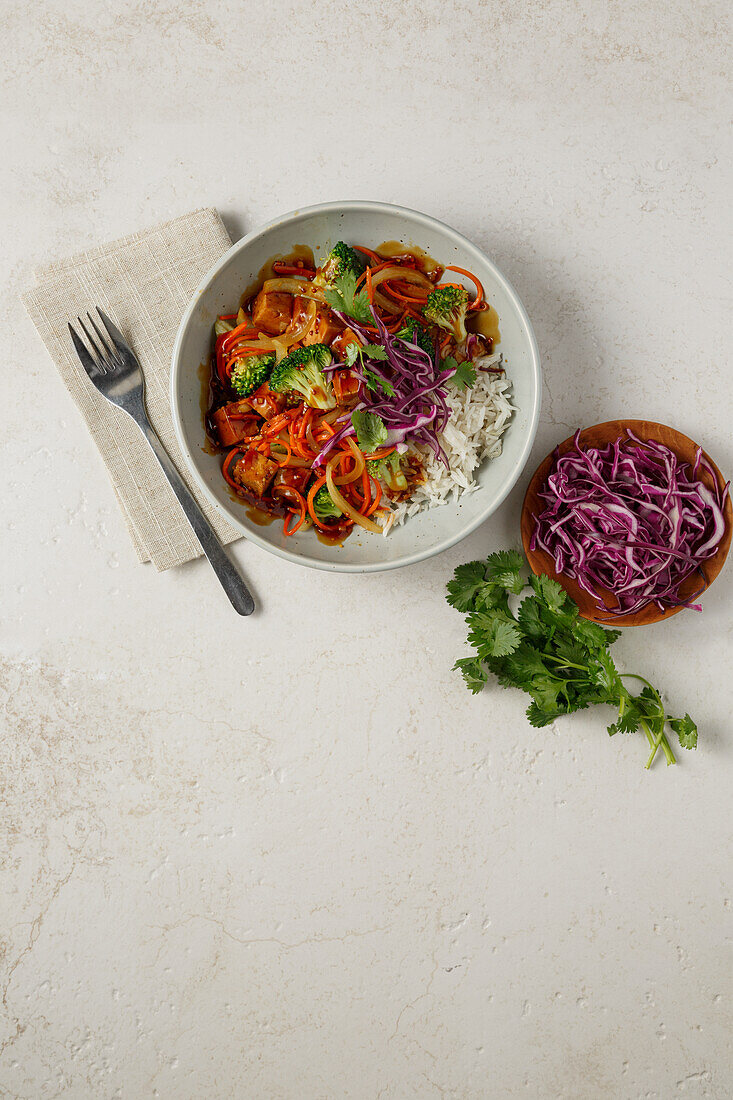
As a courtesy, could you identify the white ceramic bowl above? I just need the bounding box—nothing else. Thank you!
[170,201,541,572]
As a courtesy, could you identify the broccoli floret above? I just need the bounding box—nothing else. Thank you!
[396,317,435,358]
[314,241,365,288]
[423,286,470,342]
[269,344,336,410]
[367,451,408,492]
[312,484,343,523]
[230,353,275,398]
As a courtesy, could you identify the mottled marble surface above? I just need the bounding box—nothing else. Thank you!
[2,1,732,1097]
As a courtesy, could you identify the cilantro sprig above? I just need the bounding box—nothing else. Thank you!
[448,551,697,769]
[443,355,476,390]
[351,409,387,452]
[323,271,373,325]
[344,342,395,397]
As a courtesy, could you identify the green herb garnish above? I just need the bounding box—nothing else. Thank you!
[351,410,387,452]
[364,369,395,397]
[448,551,697,769]
[344,341,394,396]
[323,271,373,325]
[444,356,477,390]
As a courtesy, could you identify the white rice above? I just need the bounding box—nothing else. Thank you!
[382,354,515,534]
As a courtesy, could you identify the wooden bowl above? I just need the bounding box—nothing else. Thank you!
[520,420,732,626]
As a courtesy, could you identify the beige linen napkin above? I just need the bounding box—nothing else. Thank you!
[22,208,241,571]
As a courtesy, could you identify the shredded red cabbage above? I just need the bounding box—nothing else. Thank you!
[530,430,730,616]
[313,307,455,468]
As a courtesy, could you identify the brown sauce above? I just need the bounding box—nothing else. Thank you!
[467,303,501,346]
[377,240,442,276]
[316,528,346,547]
[245,505,276,527]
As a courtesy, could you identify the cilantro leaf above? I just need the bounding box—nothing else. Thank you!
[502,643,552,685]
[446,561,488,612]
[445,356,477,390]
[528,675,566,713]
[571,617,617,650]
[529,572,567,613]
[670,714,698,750]
[490,618,524,657]
[516,597,545,643]
[473,583,511,613]
[362,343,388,361]
[344,343,359,368]
[323,271,373,325]
[586,649,620,695]
[343,340,392,395]
[364,369,395,397]
[484,550,525,594]
[526,701,561,728]
[607,697,642,737]
[552,634,592,669]
[453,657,487,695]
[351,410,387,452]
[637,685,664,717]
[467,611,522,658]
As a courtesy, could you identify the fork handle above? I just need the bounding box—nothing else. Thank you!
[138,420,255,616]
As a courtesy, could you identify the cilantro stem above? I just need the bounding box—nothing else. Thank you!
[542,654,590,674]
[620,673,657,695]
[620,674,675,768]
[641,718,676,768]
[638,717,657,754]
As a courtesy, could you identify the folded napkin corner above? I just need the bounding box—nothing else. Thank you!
[22,208,240,571]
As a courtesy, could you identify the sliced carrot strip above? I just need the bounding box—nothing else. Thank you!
[282,488,307,535]
[365,446,396,461]
[353,244,381,265]
[365,476,382,516]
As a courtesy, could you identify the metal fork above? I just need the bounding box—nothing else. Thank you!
[69,308,255,616]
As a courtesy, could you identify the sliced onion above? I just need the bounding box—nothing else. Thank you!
[372,289,402,316]
[229,334,278,354]
[306,422,319,455]
[326,463,383,534]
[336,437,365,484]
[368,266,432,317]
[368,266,433,292]
[271,338,289,362]
[262,277,325,299]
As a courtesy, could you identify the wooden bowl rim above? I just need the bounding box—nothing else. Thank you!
[520,419,732,627]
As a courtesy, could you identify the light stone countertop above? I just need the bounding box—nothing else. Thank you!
[2,2,732,1097]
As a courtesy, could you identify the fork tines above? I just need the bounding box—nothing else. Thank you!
[68,308,124,375]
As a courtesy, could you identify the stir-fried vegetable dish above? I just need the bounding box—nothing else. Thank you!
[205,241,500,540]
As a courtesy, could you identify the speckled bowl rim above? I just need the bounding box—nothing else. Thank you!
[170,200,542,573]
